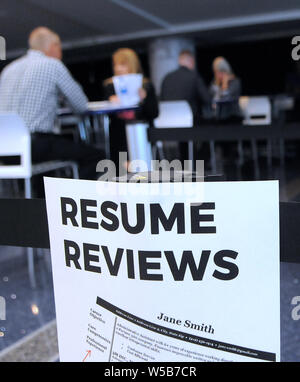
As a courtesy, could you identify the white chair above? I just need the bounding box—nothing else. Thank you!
[154,101,193,128]
[239,96,272,173]
[0,113,79,288]
[153,101,195,171]
[126,101,194,172]
[239,96,271,126]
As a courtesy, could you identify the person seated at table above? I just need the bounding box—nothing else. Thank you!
[160,50,211,125]
[103,48,159,172]
[210,57,242,122]
[0,26,104,186]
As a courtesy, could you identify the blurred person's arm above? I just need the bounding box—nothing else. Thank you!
[103,80,121,103]
[220,76,241,99]
[56,61,88,113]
[109,95,120,103]
[136,82,159,121]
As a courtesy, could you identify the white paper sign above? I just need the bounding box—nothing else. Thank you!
[44,178,280,362]
[113,74,143,106]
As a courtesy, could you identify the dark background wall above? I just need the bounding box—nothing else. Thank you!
[196,37,295,96]
[66,37,296,100]
[0,36,296,100]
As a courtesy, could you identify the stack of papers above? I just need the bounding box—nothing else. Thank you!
[113,73,143,106]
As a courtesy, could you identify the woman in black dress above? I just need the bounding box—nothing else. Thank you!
[103,48,159,173]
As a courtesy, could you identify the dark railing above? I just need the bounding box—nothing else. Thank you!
[0,198,298,264]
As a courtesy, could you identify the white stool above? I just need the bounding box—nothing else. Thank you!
[0,113,79,288]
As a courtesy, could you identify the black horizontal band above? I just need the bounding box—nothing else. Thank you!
[0,198,298,264]
[0,198,50,249]
[148,123,300,143]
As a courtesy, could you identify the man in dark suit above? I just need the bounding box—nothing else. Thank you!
[160,50,211,125]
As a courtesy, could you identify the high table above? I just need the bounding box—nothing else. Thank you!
[58,101,139,160]
[148,122,300,174]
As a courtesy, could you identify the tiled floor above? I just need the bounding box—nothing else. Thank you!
[0,247,57,359]
[0,147,299,362]
[0,320,58,362]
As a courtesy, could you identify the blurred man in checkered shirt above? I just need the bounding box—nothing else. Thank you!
[0,27,104,188]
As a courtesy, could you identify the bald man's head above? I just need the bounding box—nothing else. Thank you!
[179,50,195,71]
[29,27,62,60]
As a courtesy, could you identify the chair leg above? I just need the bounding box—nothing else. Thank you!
[71,164,79,179]
[78,119,88,142]
[24,178,32,199]
[24,178,36,288]
[157,141,165,160]
[251,139,260,179]
[280,138,285,167]
[210,141,217,174]
[27,248,36,289]
[267,139,272,168]
[12,179,19,197]
[237,141,244,167]
[188,141,194,172]
[152,145,158,161]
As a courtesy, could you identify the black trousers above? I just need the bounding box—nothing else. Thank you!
[31,132,105,180]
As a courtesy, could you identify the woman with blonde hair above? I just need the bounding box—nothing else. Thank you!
[210,56,242,121]
[103,48,158,170]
